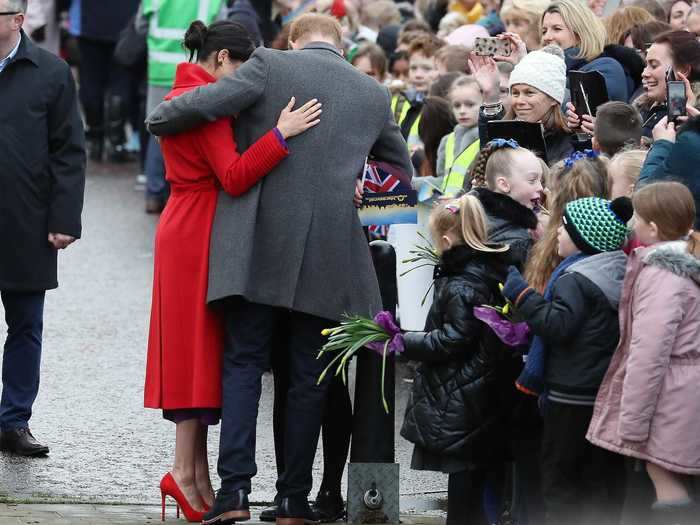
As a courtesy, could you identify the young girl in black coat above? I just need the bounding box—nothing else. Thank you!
[400,194,511,525]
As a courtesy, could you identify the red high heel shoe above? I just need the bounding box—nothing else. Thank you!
[160,472,206,523]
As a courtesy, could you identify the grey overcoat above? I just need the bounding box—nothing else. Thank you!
[146,42,412,321]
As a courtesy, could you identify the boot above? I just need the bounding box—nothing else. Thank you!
[651,500,697,525]
[105,94,129,163]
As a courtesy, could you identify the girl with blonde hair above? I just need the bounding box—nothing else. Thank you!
[400,194,511,525]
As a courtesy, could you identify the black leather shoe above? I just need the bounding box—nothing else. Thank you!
[0,428,49,456]
[202,489,250,524]
[276,497,320,525]
[259,504,277,522]
[311,490,345,523]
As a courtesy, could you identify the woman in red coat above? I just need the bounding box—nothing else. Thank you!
[143,20,321,522]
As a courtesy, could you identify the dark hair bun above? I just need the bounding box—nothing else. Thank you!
[611,196,634,224]
[184,20,208,58]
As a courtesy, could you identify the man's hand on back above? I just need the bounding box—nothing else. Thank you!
[48,233,76,250]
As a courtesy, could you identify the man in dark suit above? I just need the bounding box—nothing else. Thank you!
[147,13,411,525]
[0,0,85,456]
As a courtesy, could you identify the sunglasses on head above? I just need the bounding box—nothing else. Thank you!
[0,11,20,15]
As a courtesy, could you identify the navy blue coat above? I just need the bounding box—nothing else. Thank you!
[69,0,140,42]
[565,45,644,103]
[0,33,85,290]
[638,116,700,228]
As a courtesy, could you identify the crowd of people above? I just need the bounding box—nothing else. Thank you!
[2,1,700,525]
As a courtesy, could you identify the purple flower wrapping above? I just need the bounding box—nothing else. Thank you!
[365,311,405,355]
[473,306,530,346]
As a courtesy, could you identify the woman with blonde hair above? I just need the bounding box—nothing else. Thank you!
[542,0,645,102]
[500,0,550,51]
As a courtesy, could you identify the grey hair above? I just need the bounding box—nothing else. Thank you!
[6,0,27,12]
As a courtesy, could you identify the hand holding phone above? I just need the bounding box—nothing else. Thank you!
[667,80,687,124]
[474,37,512,57]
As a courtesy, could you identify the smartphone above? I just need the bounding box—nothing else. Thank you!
[667,80,687,123]
[474,37,512,57]
[666,66,677,83]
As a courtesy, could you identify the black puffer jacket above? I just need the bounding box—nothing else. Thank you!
[401,245,509,458]
[472,188,538,270]
[518,251,627,404]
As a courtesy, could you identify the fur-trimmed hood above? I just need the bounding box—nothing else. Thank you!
[471,187,538,230]
[644,241,700,286]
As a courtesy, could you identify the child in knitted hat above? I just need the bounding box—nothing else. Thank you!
[502,187,634,525]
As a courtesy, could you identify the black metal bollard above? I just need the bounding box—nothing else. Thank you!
[350,240,397,463]
[347,240,400,525]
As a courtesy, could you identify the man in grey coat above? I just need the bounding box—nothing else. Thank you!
[146,13,411,525]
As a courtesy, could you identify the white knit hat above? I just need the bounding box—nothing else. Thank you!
[508,45,567,105]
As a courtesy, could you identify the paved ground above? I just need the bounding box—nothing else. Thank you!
[0,162,446,517]
[0,503,445,525]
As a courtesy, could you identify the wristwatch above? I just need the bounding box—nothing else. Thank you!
[482,101,503,117]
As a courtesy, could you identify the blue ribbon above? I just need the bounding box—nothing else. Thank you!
[488,138,520,150]
[563,149,599,169]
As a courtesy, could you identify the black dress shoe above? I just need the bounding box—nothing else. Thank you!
[259,504,277,522]
[202,489,250,524]
[0,428,49,456]
[276,497,320,525]
[311,490,345,523]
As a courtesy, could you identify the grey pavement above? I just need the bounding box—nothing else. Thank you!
[0,161,446,518]
[0,503,446,525]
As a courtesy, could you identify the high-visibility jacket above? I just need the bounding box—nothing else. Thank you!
[143,0,223,87]
[441,133,480,196]
[391,94,422,150]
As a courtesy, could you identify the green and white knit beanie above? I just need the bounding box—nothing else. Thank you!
[563,197,633,254]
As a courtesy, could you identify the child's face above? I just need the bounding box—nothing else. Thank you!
[408,52,437,94]
[632,212,659,245]
[391,55,410,82]
[557,224,581,257]
[354,55,382,83]
[451,84,482,129]
[493,149,543,209]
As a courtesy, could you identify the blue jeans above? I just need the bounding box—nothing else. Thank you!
[0,290,45,431]
[145,135,168,200]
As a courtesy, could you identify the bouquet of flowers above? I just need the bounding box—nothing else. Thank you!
[473,284,530,346]
[318,311,403,413]
[400,232,439,306]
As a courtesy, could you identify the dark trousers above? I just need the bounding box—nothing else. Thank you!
[218,298,333,499]
[541,401,626,525]
[77,37,130,139]
[446,469,489,525]
[273,356,352,499]
[0,291,45,431]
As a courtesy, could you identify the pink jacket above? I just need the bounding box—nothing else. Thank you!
[587,241,700,475]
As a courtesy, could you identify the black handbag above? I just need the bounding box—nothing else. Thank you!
[114,14,147,70]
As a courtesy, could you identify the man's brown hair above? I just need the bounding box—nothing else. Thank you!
[594,101,643,157]
[289,13,343,48]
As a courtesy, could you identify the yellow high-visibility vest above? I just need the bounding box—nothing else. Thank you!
[442,133,480,196]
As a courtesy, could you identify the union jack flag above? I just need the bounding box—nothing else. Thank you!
[362,160,411,237]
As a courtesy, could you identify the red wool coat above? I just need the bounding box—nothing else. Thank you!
[144,63,288,410]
